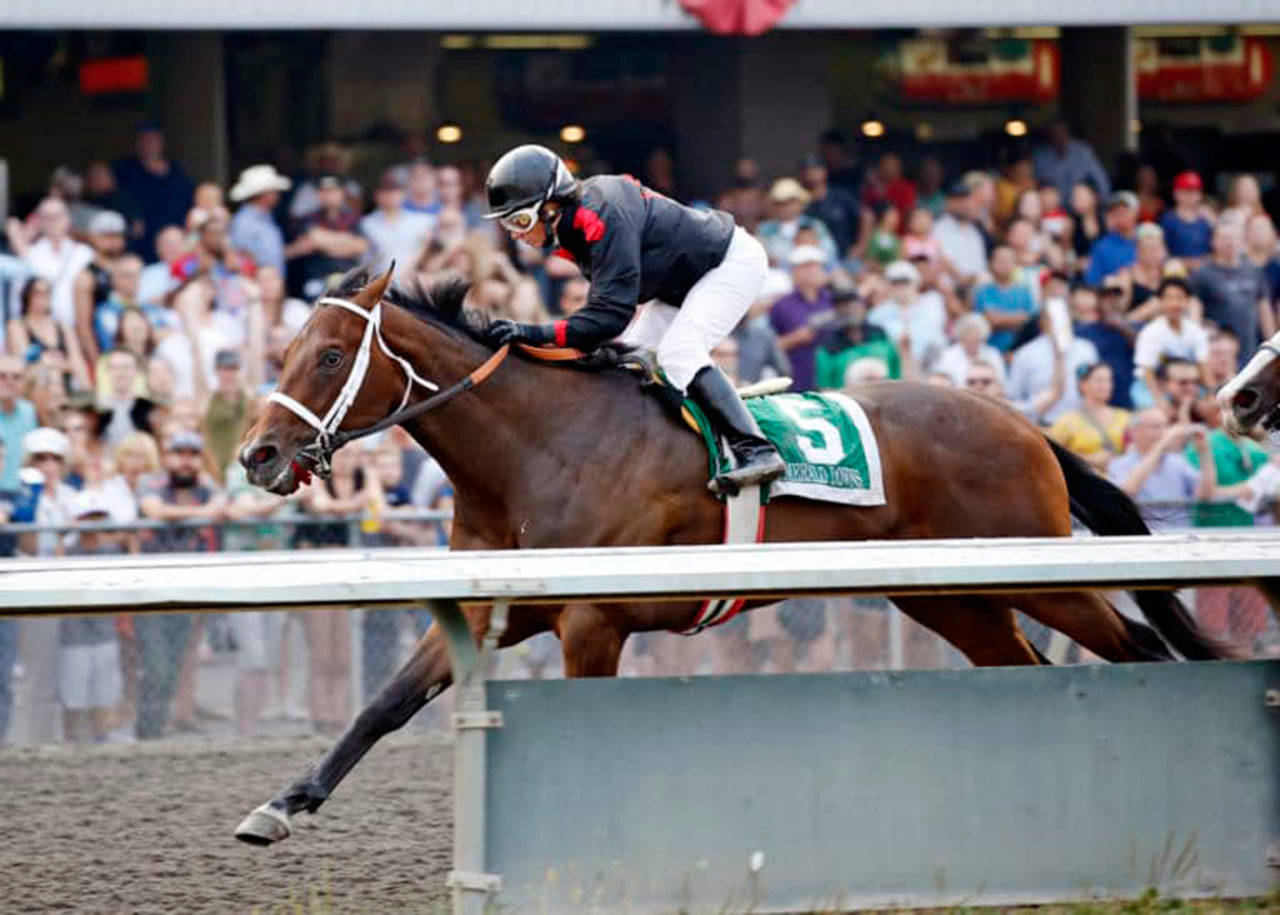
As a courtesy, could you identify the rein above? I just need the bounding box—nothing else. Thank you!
[268,296,509,478]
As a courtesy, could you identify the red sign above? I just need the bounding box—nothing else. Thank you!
[1137,36,1273,103]
[896,39,1059,106]
[79,57,149,95]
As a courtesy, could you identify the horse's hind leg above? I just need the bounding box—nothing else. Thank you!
[891,596,1042,666]
[1003,590,1173,663]
[236,601,549,845]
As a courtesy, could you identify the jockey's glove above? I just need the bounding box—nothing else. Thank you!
[489,319,555,347]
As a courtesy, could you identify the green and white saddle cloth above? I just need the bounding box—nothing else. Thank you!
[690,390,886,506]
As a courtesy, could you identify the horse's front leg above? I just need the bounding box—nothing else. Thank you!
[235,600,533,845]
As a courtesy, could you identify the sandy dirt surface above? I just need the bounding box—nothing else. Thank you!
[0,733,453,914]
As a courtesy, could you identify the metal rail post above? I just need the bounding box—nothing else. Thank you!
[430,598,503,915]
[887,603,904,670]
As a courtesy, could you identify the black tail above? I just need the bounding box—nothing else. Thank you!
[1044,436,1236,661]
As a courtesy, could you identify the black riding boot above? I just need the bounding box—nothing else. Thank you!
[686,366,786,495]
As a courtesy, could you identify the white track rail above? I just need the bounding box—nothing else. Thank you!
[1,532,1277,613]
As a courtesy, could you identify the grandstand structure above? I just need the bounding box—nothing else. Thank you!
[2,5,1280,210]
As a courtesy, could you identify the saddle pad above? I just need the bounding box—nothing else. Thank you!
[690,391,886,507]
[750,391,886,506]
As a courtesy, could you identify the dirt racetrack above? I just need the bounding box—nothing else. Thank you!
[0,733,452,914]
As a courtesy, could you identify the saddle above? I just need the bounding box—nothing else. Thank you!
[515,342,647,373]
[514,343,787,434]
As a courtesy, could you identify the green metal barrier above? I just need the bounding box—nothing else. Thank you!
[476,661,1280,913]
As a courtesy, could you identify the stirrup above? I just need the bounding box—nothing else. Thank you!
[708,453,786,497]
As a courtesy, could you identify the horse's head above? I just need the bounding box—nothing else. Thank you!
[1219,333,1280,444]
[239,266,418,494]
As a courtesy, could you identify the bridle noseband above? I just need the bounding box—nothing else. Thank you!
[267,296,508,479]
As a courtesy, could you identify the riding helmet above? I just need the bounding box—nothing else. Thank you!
[485,145,576,217]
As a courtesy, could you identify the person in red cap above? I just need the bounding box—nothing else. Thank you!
[1159,171,1213,265]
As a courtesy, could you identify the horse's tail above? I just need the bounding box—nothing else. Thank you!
[1044,436,1238,661]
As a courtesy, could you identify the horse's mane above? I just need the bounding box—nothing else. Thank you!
[325,267,638,374]
[327,268,494,349]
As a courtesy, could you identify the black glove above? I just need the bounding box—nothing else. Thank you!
[489,320,556,347]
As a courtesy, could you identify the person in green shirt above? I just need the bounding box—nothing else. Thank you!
[1185,397,1272,647]
[814,290,901,389]
[1184,400,1268,528]
[864,205,903,267]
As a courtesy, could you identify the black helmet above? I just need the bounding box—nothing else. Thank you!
[485,144,576,218]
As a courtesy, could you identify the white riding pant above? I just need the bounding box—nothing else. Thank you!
[615,226,767,390]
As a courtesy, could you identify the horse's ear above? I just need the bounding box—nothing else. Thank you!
[360,265,395,306]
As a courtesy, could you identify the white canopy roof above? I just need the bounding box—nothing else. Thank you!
[6,0,1279,30]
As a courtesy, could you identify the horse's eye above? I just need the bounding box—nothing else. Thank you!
[320,349,343,369]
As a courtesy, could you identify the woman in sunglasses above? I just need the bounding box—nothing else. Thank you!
[483,144,783,493]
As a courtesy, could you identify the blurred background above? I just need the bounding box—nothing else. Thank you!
[3,1,1280,750]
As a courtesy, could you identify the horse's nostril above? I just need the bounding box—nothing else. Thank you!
[1233,388,1259,411]
[250,445,278,468]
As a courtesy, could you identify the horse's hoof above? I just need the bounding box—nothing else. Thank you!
[235,802,292,845]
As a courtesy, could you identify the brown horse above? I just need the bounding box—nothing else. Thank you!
[234,267,1227,844]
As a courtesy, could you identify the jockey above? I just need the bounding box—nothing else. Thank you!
[484,144,785,493]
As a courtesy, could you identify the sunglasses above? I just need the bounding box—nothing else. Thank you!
[496,204,541,234]
[32,453,64,463]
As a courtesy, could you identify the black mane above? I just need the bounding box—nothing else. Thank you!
[326,268,494,349]
[324,267,638,373]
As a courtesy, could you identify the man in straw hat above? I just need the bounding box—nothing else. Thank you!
[229,164,291,275]
[756,177,837,267]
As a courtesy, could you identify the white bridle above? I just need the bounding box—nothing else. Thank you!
[1217,329,1280,446]
[1218,329,1280,405]
[267,296,439,472]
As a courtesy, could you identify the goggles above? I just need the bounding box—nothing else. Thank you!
[496,203,542,234]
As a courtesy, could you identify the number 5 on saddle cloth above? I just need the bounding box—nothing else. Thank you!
[683,389,885,507]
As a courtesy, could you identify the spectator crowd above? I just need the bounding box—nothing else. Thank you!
[1,116,1279,746]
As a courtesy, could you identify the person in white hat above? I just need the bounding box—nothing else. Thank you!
[229,164,291,274]
[58,488,126,744]
[21,426,78,557]
[756,178,838,268]
[867,259,949,372]
[766,244,836,391]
